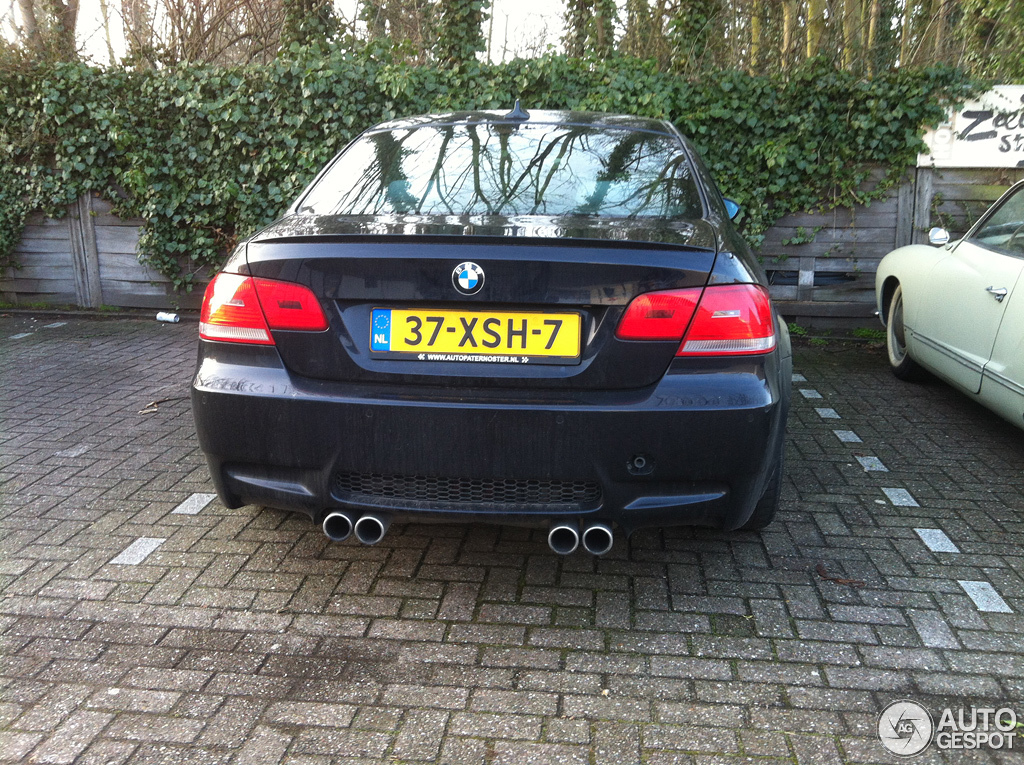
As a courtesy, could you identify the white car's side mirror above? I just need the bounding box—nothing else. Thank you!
[928,227,950,246]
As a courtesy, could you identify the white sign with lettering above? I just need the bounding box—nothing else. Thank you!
[918,86,1024,168]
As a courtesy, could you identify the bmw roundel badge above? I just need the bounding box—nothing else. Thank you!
[452,262,485,295]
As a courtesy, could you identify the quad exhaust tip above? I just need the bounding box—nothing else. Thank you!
[354,512,391,545]
[323,511,390,545]
[328,513,608,553]
[581,522,614,556]
[549,520,614,556]
[322,511,355,542]
[548,520,580,555]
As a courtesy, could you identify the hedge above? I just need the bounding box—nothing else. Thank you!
[0,45,977,290]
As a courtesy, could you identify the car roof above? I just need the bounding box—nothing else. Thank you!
[365,110,676,137]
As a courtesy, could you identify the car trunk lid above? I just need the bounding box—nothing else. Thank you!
[244,214,720,391]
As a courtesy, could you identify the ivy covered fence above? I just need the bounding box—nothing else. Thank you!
[0,47,977,291]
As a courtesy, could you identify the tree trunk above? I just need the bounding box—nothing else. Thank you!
[17,0,42,53]
[899,0,914,66]
[933,0,948,64]
[593,0,617,59]
[435,0,490,66]
[842,0,862,70]
[281,0,338,47]
[866,0,880,74]
[563,0,588,57]
[806,0,825,58]
[18,0,79,59]
[749,0,762,73]
[781,0,797,66]
[595,2,609,56]
[97,0,118,62]
[49,0,80,58]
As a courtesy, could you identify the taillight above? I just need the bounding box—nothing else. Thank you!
[199,273,327,345]
[200,273,273,344]
[615,288,702,340]
[253,278,329,331]
[615,284,776,355]
[677,284,776,356]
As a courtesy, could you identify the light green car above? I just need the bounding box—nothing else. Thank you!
[876,180,1024,429]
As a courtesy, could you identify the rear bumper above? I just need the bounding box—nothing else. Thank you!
[191,343,791,534]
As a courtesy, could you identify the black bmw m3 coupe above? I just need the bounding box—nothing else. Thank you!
[191,107,791,555]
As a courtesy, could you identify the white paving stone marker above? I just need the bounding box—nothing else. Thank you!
[42,322,66,329]
[56,444,90,458]
[799,389,822,399]
[914,528,960,553]
[958,580,1012,613]
[110,537,165,565]
[882,487,919,506]
[833,430,862,443]
[172,493,217,516]
[792,373,807,382]
[9,333,32,340]
[815,408,840,419]
[856,456,888,472]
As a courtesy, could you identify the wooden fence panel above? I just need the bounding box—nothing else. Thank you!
[765,167,1024,319]
[762,175,902,315]
[1,194,203,310]
[4,169,1023,319]
[1,216,77,305]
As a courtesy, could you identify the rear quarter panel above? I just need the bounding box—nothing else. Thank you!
[875,243,948,332]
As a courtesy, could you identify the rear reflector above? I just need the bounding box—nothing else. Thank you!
[200,273,327,345]
[615,284,775,355]
[615,288,702,340]
[677,284,776,356]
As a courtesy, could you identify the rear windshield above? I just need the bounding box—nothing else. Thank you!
[298,122,704,219]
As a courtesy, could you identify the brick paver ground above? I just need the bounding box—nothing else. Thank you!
[1,315,1023,764]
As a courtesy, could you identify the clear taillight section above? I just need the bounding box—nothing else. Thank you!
[200,273,273,344]
[616,284,776,356]
[200,273,327,345]
[677,284,775,355]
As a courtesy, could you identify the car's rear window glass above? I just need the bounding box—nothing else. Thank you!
[298,122,703,219]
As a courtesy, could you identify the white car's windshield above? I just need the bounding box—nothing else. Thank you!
[971,186,1024,256]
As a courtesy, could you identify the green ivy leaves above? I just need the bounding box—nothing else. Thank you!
[0,51,976,290]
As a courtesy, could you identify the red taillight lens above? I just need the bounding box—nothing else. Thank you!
[199,273,327,344]
[615,288,702,340]
[200,273,273,344]
[677,284,776,356]
[615,284,776,356]
[253,278,329,331]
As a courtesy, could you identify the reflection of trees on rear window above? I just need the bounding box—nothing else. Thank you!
[299,123,703,219]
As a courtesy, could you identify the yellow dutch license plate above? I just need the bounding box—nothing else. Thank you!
[370,308,582,365]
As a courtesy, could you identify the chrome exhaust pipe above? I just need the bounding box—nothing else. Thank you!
[322,511,355,542]
[581,522,614,556]
[547,520,580,555]
[354,512,390,545]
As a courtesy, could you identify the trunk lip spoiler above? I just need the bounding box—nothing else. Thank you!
[250,233,717,254]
